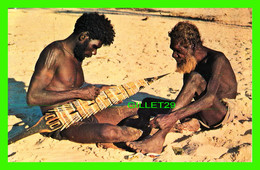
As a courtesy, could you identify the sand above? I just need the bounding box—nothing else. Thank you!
[8,8,252,162]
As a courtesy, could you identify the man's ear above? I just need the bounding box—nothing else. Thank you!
[79,32,89,41]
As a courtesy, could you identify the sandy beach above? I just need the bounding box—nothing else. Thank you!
[8,8,252,162]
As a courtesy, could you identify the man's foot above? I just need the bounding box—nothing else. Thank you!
[126,133,165,154]
[172,118,200,132]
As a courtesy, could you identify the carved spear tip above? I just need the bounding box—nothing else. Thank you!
[156,72,171,79]
[145,73,171,84]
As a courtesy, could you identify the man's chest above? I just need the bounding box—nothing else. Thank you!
[54,61,84,88]
[195,60,212,82]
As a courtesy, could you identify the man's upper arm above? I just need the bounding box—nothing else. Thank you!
[206,54,225,95]
[27,47,59,103]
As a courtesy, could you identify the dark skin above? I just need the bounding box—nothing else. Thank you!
[126,39,237,154]
[27,31,142,143]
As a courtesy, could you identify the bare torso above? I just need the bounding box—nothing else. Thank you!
[191,49,237,100]
[189,48,237,124]
[43,41,85,112]
[29,41,85,113]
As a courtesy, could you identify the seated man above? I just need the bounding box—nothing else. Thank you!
[27,13,142,144]
[126,21,237,154]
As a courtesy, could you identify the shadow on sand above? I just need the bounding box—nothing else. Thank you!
[8,78,42,139]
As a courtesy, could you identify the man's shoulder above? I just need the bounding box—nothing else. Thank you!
[40,41,66,62]
[37,41,65,69]
[207,48,228,62]
[42,41,64,55]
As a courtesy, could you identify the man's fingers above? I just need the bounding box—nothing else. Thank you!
[95,90,99,95]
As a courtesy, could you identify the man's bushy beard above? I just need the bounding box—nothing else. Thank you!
[73,40,89,62]
[176,53,197,74]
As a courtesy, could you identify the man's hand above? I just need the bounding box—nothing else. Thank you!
[150,113,177,130]
[79,85,100,100]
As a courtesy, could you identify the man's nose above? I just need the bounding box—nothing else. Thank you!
[172,52,177,58]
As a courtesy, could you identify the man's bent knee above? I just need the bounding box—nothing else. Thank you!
[98,124,127,142]
[189,72,204,82]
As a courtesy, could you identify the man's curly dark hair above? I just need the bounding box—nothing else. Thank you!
[74,12,115,45]
[169,21,202,49]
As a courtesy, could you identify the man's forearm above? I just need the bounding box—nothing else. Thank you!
[27,88,82,106]
[170,94,215,120]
